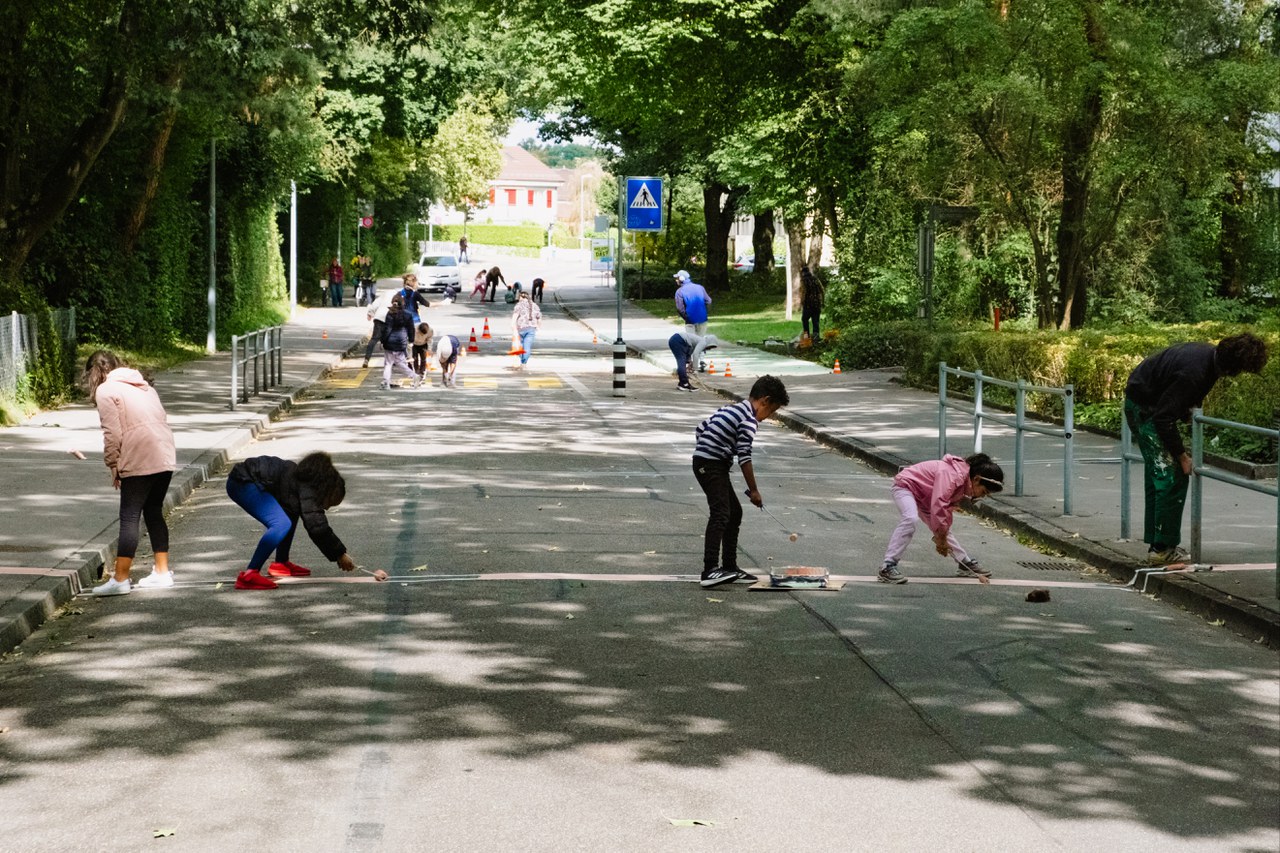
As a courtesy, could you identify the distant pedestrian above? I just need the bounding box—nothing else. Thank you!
[412,322,434,378]
[693,375,790,588]
[668,329,718,392]
[484,266,506,302]
[326,257,344,307]
[225,452,377,590]
[84,350,178,595]
[469,269,487,301]
[380,294,420,389]
[458,235,469,263]
[436,334,465,388]
[674,269,711,336]
[393,273,431,325]
[877,453,1003,584]
[510,291,541,370]
[800,264,825,344]
[1124,333,1269,565]
[362,289,395,369]
[530,277,545,304]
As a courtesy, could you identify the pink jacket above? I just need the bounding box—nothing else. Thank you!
[892,454,974,534]
[95,368,177,479]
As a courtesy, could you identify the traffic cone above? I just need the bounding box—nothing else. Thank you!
[832,359,842,374]
[707,361,717,375]
[723,361,733,378]
[481,318,492,340]
[322,329,328,339]
[507,333,524,356]
[592,333,598,345]
[467,328,479,353]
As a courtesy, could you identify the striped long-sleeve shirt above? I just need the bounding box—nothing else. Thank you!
[693,400,758,466]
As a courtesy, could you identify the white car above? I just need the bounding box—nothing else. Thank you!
[412,254,461,293]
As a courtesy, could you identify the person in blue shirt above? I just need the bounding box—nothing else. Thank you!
[692,375,789,587]
[673,270,712,335]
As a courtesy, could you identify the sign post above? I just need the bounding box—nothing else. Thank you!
[612,177,666,397]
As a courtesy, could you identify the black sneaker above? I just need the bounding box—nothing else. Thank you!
[955,559,991,578]
[700,568,739,588]
[730,569,757,583]
[677,381,695,392]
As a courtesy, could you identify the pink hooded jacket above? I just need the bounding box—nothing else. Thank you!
[892,454,975,535]
[94,368,177,479]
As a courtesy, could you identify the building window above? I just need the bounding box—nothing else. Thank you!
[527,189,535,206]
[489,187,495,205]
[506,188,517,206]
[546,190,553,208]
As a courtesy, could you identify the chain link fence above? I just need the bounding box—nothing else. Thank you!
[0,308,76,400]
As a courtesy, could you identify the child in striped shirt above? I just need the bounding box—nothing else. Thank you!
[692,375,790,588]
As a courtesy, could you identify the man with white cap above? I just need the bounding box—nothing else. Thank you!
[673,269,712,336]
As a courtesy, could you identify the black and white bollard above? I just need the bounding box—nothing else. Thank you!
[612,340,626,397]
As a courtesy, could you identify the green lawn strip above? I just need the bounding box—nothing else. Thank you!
[633,293,812,350]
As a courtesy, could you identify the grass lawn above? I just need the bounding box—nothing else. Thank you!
[633,290,817,351]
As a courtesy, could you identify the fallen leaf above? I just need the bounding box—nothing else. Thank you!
[1039,613,1056,618]
[411,564,428,572]
[565,613,574,620]
[214,582,224,590]
[1209,619,1225,627]
[153,828,175,838]
[547,546,559,551]
[643,550,657,556]
[667,818,716,827]
[705,598,722,603]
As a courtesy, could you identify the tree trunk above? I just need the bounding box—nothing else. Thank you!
[702,182,746,291]
[751,208,775,274]
[1054,3,1105,331]
[785,216,806,312]
[807,214,825,268]
[121,65,184,255]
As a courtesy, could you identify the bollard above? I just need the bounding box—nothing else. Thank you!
[612,340,626,397]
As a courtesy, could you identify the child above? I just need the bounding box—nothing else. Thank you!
[380,294,419,389]
[692,375,790,587]
[225,451,382,589]
[436,333,465,388]
[530,277,545,303]
[412,322,434,378]
[470,269,487,301]
[877,453,1004,583]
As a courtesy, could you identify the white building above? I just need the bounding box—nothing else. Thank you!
[480,146,564,226]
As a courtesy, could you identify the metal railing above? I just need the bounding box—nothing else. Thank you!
[1121,411,1279,585]
[230,325,283,409]
[938,362,1075,515]
[1,308,76,400]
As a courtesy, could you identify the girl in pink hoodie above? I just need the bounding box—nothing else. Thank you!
[878,453,1004,584]
[85,351,178,596]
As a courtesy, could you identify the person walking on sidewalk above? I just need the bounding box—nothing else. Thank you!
[84,351,178,595]
[1124,332,1269,565]
[799,263,825,345]
[510,290,541,370]
[877,453,1003,584]
[458,235,469,263]
[225,452,373,589]
[674,269,711,336]
[326,257,344,307]
[693,375,790,588]
[380,294,420,389]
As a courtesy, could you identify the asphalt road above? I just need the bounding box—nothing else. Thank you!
[2,263,1277,852]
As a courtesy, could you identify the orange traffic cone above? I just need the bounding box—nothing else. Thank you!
[507,333,524,356]
[322,329,328,339]
[723,361,733,378]
[467,328,480,353]
[481,319,492,340]
[832,359,842,374]
[592,333,598,345]
[707,361,717,375]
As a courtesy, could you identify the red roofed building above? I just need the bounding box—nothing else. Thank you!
[481,146,564,226]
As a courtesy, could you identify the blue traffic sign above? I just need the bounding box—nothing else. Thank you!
[624,177,663,231]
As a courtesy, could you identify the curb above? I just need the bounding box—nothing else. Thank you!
[0,342,361,657]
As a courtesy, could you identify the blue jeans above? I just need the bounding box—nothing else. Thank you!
[227,477,297,570]
[519,328,537,364]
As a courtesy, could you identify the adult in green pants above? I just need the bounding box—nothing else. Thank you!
[1124,333,1269,565]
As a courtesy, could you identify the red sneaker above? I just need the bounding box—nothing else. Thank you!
[267,561,312,578]
[235,570,278,590]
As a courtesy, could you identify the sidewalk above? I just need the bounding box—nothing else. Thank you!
[552,281,1280,646]
[1,271,1276,656]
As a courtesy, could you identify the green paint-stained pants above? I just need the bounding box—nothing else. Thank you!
[1125,398,1188,549]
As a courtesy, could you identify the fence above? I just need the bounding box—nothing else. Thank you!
[938,362,1076,515]
[1124,409,1280,587]
[230,325,284,410]
[0,308,76,400]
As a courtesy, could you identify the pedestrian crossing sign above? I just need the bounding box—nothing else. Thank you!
[625,177,663,231]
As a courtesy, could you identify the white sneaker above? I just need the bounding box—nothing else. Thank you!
[93,577,132,596]
[137,571,174,589]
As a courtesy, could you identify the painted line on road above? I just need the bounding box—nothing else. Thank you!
[328,367,371,389]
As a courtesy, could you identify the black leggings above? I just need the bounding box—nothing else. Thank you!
[118,470,173,559]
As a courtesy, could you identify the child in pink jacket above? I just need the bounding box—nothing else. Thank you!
[878,453,1004,584]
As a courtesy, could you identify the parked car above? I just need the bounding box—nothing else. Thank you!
[412,254,461,293]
